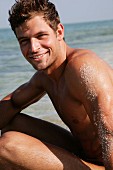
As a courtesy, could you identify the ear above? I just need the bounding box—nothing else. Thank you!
[56,23,64,41]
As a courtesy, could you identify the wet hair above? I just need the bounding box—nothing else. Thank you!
[8,0,60,34]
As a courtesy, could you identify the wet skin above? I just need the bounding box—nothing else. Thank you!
[1,15,113,169]
[14,16,102,161]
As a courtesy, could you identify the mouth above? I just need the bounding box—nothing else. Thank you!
[33,54,44,59]
[30,49,50,61]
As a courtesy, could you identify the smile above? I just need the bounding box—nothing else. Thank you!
[30,49,50,60]
[33,54,43,59]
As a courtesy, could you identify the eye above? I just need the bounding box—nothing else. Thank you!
[37,33,48,39]
[19,38,29,46]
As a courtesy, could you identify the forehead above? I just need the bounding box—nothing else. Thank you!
[15,15,53,37]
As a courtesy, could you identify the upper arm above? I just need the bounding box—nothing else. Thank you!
[79,61,113,123]
[68,51,113,127]
[0,73,46,128]
[67,52,113,167]
[72,51,113,168]
[11,72,46,109]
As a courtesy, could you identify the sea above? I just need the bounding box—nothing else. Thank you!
[0,20,113,128]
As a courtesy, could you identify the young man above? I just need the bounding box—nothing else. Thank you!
[0,0,113,169]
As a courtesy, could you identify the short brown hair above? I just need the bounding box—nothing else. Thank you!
[9,0,60,34]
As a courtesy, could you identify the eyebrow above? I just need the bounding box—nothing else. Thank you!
[17,31,48,41]
[18,36,28,41]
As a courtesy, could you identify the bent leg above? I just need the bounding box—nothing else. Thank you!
[2,113,81,155]
[0,131,91,170]
[0,114,105,170]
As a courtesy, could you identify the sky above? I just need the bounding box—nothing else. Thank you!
[0,0,113,29]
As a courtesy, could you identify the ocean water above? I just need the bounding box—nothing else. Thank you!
[0,20,113,128]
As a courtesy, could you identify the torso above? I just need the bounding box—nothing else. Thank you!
[38,48,113,162]
[42,72,101,161]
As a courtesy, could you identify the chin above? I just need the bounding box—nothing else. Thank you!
[33,65,47,71]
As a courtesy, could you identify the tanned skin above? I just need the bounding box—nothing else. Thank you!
[0,15,113,170]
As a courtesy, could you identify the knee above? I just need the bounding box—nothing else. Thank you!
[0,131,21,161]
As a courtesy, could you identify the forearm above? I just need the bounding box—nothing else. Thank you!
[0,97,21,129]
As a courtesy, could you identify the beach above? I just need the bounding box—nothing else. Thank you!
[0,19,113,129]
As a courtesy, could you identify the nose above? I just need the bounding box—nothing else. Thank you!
[30,38,40,53]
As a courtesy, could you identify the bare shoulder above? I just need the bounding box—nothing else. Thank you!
[29,71,45,89]
[67,48,104,67]
[65,48,113,100]
[66,48,112,75]
[11,71,46,108]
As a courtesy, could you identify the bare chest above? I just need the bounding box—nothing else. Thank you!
[44,77,90,131]
[42,76,102,159]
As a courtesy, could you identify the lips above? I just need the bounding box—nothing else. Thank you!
[32,54,43,59]
[30,49,50,60]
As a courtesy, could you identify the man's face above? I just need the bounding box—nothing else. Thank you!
[15,15,64,71]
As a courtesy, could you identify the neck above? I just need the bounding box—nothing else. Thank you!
[44,42,68,82]
[45,44,73,82]
[49,59,67,82]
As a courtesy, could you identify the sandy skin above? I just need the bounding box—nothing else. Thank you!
[0,2,113,169]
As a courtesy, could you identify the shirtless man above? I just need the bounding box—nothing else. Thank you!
[0,0,113,169]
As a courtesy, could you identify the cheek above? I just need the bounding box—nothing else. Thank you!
[42,40,51,48]
[20,45,28,58]
[43,36,56,48]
